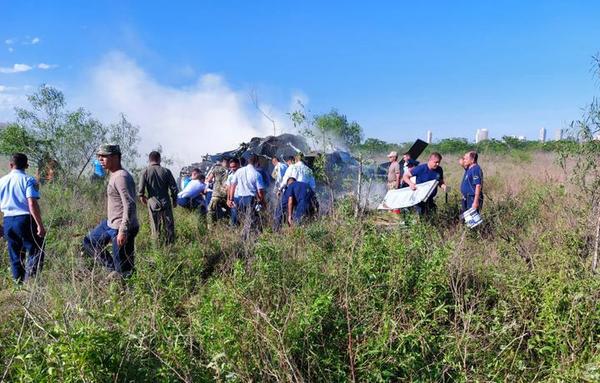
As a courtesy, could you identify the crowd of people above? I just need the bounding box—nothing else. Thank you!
[386,149,484,216]
[0,144,483,283]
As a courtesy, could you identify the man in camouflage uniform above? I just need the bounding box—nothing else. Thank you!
[206,157,229,228]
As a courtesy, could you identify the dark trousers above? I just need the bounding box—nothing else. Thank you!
[148,205,175,244]
[82,220,139,276]
[461,195,483,213]
[231,195,257,226]
[3,214,45,283]
[177,196,203,209]
[415,198,437,216]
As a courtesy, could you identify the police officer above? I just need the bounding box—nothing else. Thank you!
[0,153,46,283]
[461,151,483,212]
[402,152,447,215]
[227,155,265,227]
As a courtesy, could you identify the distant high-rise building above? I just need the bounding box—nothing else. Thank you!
[476,129,489,143]
[426,130,432,144]
[555,129,563,141]
[539,128,546,143]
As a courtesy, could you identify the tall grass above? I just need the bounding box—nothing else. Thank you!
[0,153,598,382]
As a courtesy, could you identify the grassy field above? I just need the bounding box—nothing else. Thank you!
[0,152,598,382]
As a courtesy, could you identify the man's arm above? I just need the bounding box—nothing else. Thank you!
[227,183,237,208]
[138,169,147,205]
[287,196,294,226]
[402,169,416,190]
[394,164,401,188]
[116,175,134,247]
[472,184,482,209]
[167,170,179,205]
[27,198,46,237]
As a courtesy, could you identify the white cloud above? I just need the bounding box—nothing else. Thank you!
[31,37,40,44]
[0,64,33,74]
[37,63,57,70]
[82,52,298,165]
[4,39,14,45]
[8,47,14,53]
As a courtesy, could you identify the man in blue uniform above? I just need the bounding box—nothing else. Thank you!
[402,152,447,215]
[461,151,483,212]
[0,153,46,282]
[284,177,317,226]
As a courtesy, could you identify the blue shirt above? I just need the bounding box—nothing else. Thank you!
[0,169,40,217]
[93,159,105,177]
[231,164,265,197]
[410,163,444,198]
[461,164,483,196]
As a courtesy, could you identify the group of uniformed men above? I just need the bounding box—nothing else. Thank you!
[386,150,484,216]
[0,144,482,283]
[0,144,320,282]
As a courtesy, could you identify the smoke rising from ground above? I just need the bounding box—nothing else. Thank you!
[84,52,299,165]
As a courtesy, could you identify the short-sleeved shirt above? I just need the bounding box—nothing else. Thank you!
[388,161,400,183]
[0,169,40,217]
[461,164,483,196]
[410,163,444,198]
[230,165,265,198]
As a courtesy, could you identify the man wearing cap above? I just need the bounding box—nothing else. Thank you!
[0,153,46,283]
[387,151,401,190]
[138,151,178,245]
[402,152,447,216]
[82,144,139,277]
[206,157,229,227]
[461,151,484,213]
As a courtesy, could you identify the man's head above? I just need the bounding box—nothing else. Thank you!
[458,157,466,169]
[229,158,240,172]
[463,151,478,167]
[285,155,295,165]
[402,152,411,162]
[9,153,28,170]
[148,151,161,164]
[248,154,259,166]
[220,157,229,167]
[287,176,297,186]
[96,144,122,172]
[271,156,279,165]
[427,152,442,170]
[198,174,206,183]
[387,151,398,162]
[191,168,201,180]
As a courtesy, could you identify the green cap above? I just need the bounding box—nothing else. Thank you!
[97,144,121,156]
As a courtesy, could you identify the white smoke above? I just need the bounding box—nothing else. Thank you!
[84,52,298,166]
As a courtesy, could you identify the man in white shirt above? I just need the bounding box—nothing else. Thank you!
[0,153,46,282]
[177,169,206,210]
[228,155,265,226]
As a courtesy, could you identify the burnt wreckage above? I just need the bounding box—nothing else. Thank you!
[179,134,428,187]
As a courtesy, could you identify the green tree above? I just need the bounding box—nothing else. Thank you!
[313,109,363,149]
[0,85,139,181]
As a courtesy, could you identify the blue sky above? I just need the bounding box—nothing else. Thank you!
[1,1,600,159]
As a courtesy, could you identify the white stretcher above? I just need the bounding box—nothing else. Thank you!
[377,180,439,210]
